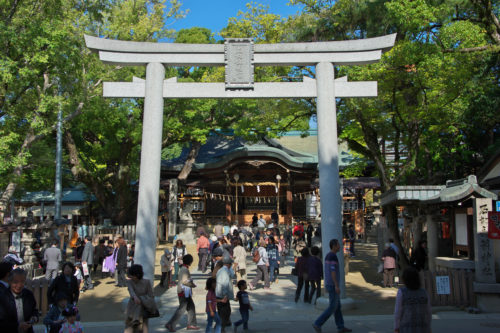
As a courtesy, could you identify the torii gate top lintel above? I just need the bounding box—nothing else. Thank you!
[84,33,396,55]
[84,34,396,67]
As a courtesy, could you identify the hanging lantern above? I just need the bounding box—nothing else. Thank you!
[241,185,244,193]
[257,185,260,193]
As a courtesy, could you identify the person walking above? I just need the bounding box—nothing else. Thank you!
[172,240,187,283]
[306,222,314,248]
[93,239,107,276]
[248,239,270,290]
[410,240,428,272]
[197,232,210,273]
[124,264,158,333]
[307,246,323,305]
[257,215,267,230]
[165,254,200,332]
[295,247,310,303]
[47,262,79,306]
[214,222,223,239]
[205,277,222,333]
[382,242,397,288]
[347,225,356,257]
[394,267,432,333]
[232,238,247,281]
[266,236,280,284]
[216,255,234,332]
[233,280,253,332]
[160,249,173,288]
[312,239,351,333]
[44,240,62,281]
[116,238,128,287]
[81,236,94,291]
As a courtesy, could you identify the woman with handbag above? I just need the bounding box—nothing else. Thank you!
[125,264,158,333]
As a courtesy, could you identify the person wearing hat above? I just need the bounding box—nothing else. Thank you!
[211,246,225,278]
[2,246,23,267]
[160,249,173,288]
[216,255,234,332]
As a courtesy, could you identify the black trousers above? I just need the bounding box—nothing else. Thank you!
[295,276,309,302]
[308,279,321,302]
[160,271,171,287]
[217,300,232,328]
[198,248,208,272]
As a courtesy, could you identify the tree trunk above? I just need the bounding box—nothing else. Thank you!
[385,204,410,269]
[177,142,201,182]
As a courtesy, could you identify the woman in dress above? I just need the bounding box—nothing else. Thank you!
[232,238,247,281]
[125,264,157,333]
[394,266,432,333]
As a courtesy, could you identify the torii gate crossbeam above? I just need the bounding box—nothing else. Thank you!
[85,34,396,294]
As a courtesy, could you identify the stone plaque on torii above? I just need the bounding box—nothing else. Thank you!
[85,34,396,291]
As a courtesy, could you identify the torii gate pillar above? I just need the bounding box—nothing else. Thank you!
[134,62,165,282]
[316,62,346,295]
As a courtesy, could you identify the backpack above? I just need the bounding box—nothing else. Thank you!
[252,248,261,263]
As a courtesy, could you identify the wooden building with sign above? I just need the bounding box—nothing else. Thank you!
[160,131,380,226]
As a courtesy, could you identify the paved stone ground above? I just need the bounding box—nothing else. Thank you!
[32,242,500,332]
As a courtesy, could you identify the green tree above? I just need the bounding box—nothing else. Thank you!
[288,0,500,265]
[0,0,185,223]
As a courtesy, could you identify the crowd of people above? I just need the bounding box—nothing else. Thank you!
[0,215,433,333]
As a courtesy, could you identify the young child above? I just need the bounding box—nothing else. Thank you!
[233,280,253,332]
[43,293,68,333]
[59,306,83,333]
[74,262,83,292]
[205,277,221,333]
[160,248,173,288]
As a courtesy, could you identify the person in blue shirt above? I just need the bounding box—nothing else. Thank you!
[312,239,351,333]
[266,237,280,284]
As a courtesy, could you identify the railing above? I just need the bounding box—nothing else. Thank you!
[25,278,50,315]
[421,270,476,307]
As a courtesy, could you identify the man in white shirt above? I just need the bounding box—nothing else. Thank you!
[257,215,266,230]
[216,255,234,331]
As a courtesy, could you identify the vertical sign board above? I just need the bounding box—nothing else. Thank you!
[473,198,495,283]
[224,39,254,90]
[496,200,500,212]
[436,276,451,295]
[488,212,500,239]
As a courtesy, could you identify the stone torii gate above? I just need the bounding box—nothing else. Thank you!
[85,34,396,287]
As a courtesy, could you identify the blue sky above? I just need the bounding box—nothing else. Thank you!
[170,0,303,34]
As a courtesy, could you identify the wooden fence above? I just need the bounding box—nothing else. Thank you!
[25,278,50,315]
[421,270,476,308]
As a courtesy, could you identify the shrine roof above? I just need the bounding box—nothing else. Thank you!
[16,187,96,203]
[380,175,498,206]
[161,134,318,172]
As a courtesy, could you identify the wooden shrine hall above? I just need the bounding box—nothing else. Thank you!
[160,131,377,225]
